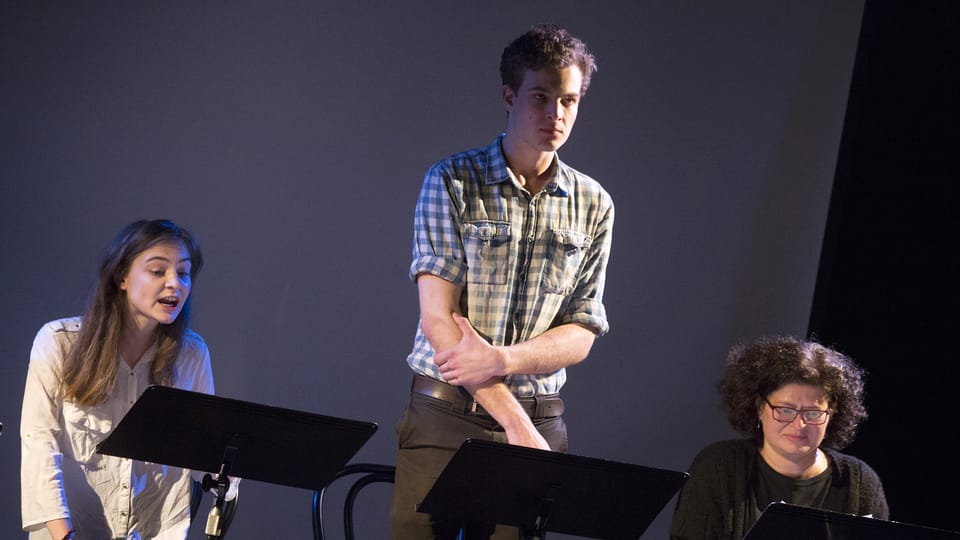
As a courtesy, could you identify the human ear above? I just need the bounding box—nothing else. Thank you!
[502,84,515,111]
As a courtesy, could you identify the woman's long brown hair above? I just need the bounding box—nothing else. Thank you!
[62,219,204,406]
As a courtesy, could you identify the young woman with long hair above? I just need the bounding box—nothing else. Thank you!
[21,219,217,540]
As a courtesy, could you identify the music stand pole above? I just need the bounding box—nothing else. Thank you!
[523,497,553,540]
[202,445,237,539]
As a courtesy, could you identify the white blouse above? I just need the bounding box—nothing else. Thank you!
[21,318,215,540]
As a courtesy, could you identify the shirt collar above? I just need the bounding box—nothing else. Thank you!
[485,134,570,197]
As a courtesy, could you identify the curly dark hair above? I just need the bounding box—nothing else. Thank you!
[717,336,868,450]
[500,24,597,95]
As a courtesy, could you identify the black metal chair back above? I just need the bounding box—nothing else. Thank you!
[313,463,396,540]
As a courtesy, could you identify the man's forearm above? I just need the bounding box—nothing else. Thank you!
[416,274,573,449]
[424,313,541,442]
[500,322,596,376]
[45,518,73,540]
[465,378,549,449]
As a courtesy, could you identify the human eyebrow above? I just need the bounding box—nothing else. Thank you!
[527,87,580,101]
[526,85,554,95]
[144,256,192,264]
[776,403,827,412]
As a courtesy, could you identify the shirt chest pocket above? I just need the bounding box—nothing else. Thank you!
[462,221,512,285]
[62,401,113,465]
[542,229,592,295]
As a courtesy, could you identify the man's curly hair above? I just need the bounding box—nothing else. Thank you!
[500,24,597,95]
[717,336,868,450]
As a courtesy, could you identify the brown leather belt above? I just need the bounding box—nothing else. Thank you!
[411,374,564,419]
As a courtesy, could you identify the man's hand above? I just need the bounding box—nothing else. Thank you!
[434,314,509,386]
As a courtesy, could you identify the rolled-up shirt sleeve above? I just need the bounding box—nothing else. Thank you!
[409,163,469,286]
[21,322,71,531]
[559,195,614,336]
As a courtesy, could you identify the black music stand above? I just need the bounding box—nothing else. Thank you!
[745,502,960,540]
[96,386,378,535]
[417,438,688,539]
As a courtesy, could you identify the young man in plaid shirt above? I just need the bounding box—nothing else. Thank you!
[391,24,614,539]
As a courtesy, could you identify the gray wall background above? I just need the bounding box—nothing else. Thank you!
[0,2,864,538]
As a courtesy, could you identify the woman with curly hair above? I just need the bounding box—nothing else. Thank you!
[20,219,230,540]
[670,337,888,539]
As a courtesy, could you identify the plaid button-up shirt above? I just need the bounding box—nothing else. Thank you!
[407,135,614,396]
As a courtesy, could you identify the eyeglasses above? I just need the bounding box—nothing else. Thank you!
[764,399,830,425]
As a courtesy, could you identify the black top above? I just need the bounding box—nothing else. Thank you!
[755,454,834,515]
[670,439,889,540]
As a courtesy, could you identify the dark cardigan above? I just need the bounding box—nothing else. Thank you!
[670,439,889,540]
